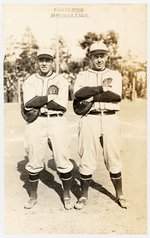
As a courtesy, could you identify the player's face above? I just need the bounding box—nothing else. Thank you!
[90,53,108,71]
[38,58,53,75]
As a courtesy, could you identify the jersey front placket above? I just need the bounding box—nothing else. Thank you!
[40,76,49,114]
[88,70,105,111]
[96,69,111,111]
[97,71,105,110]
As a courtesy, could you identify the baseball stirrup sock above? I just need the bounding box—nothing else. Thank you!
[28,172,40,182]
[80,173,92,198]
[60,171,72,199]
[110,172,123,198]
[110,172,122,180]
[80,173,92,180]
[60,171,72,181]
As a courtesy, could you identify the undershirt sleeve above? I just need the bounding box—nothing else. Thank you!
[74,86,103,99]
[25,96,48,109]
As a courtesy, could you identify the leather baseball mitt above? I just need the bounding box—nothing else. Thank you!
[21,102,40,123]
[73,98,93,115]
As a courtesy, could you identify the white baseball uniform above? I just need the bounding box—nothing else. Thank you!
[23,72,73,174]
[74,68,123,175]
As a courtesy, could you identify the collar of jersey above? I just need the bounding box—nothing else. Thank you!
[35,72,57,80]
[88,68,109,74]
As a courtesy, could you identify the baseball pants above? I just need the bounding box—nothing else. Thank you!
[24,116,73,174]
[78,113,123,175]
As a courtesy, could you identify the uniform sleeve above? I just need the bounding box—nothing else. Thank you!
[109,71,122,97]
[92,71,122,103]
[52,76,68,110]
[74,72,103,99]
[22,77,48,109]
[47,100,66,112]
[74,72,86,94]
[25,96,48,109]
[93,91,121,102]
[74,86,103,99]
[22,77,37,105]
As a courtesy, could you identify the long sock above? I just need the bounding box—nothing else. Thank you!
[80,173,92,198]
[110,172,123,198]
[60,171,72,198]
[28,171,40,198]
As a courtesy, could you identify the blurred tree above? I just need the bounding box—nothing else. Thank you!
[120,50,147,100]
[68,61,82,74]
[3,56,13,73]
[51,36,71,73]
[4,27,39,74]
[3,27,39,102]
[15,27,39,74]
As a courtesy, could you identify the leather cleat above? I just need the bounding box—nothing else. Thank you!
[116,195,129,209]
[63,197,74,210]
[74,197,88,210]
[24,197,37,209]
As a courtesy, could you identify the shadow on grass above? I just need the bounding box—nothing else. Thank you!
[90,180,116,202]
[17,156,81,206]
[17,156,116,206]
[17,155,30,196]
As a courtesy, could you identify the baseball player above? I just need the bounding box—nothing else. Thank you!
[73,41,128,210]
[22,48,73,210]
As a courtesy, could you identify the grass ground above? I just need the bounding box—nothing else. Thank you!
[3,99,147,235]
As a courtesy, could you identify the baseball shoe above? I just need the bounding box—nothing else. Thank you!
[116,195,129,209]
[74,197,88,210]
[63,197,74,210]
[24,197,37,209]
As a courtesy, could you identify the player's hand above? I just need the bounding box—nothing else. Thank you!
[85,96,94,102]
[47,94,57,102]
[102,77,113,92]
[103,86,112,92]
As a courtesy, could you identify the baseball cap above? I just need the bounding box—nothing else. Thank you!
[37,48,55,60]
[89,41,108,55]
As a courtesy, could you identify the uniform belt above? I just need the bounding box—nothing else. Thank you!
[39,113,63,117]
[88,110,116,115]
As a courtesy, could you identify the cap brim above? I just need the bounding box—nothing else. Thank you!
[37,54,54,59]
[90,50,108,55]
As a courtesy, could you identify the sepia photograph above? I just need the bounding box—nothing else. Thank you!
[2,0,148,236]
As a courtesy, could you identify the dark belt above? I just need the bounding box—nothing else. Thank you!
[39,113,63,117]
[88,110,116,115]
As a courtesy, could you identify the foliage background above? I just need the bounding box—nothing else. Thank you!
[3,4,147,102]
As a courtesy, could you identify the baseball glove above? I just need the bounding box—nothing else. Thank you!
[73,98,93,115]
[21,102,40,123]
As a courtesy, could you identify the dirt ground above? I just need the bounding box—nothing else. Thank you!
[3,100,147,236]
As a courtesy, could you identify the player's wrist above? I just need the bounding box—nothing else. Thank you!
[103,86,111,92]
[86,96,94,102]
[47,95,56,102]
